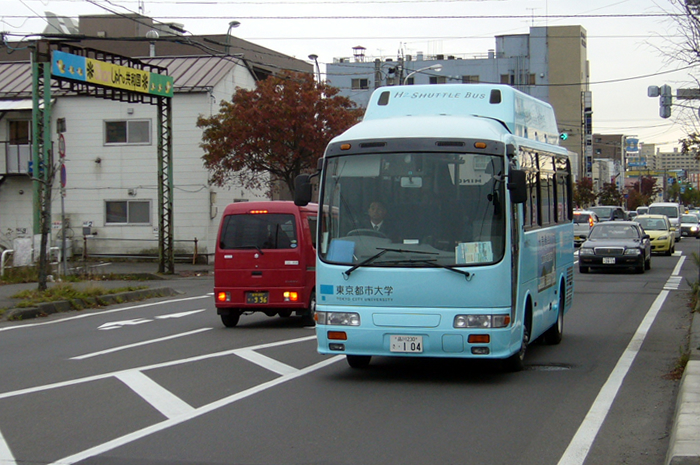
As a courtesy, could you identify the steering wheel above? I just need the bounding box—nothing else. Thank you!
[346,229,388,238]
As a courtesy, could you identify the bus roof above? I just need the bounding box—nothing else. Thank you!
[363,84,560,145]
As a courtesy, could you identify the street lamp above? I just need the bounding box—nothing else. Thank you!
[403,64,442,85]
[308,54,321,82]
[225,21,241,55]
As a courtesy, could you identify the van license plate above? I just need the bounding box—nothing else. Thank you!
[246,292,269,304]
[390,335,423,353]
[602,257,615,264]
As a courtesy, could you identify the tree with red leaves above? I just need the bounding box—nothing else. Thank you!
[197,71,362,196]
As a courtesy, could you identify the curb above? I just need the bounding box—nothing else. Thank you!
[666,311,700,465]
[3,287,180,321]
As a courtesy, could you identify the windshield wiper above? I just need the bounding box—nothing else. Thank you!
[399,259,474,281]
[342,247,437,278]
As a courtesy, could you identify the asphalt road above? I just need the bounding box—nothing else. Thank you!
[0,241,695,465]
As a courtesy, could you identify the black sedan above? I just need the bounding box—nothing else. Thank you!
[578,221,651,274]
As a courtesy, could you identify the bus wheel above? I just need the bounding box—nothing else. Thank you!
[221,312,241,328]
[278,310,293,318]
[504,325,529,372]
[544,287,565,345]
[347,355,371,369]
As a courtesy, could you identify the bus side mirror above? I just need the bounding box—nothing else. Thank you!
[508,170,527,204]
[294,174,312,206]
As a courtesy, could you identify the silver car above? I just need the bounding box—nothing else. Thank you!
[573,210,599,246]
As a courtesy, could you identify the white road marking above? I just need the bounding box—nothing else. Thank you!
[557,255,685,465]
[235,349,298,375]
[0,335,317,400]
[115,371,194,419]
[48,355,343,465]
[0,429,16,465]
[0,295,211,332]
[155,309,206,319]
[70,328,213,360]
[98,318,152,330]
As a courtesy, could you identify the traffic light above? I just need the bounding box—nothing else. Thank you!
[648,85,673,119]
[660,84,672,119]
[559,132,568,141]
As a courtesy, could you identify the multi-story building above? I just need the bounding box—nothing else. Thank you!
[326,25,591,178]
[0,14,312,263]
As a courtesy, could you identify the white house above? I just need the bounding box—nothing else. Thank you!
[0,54,269,263]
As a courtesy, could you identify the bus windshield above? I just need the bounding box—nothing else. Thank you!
[319,152,506,267]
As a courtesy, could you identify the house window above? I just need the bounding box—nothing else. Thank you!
[462,75,480,83]
[429,76,447,84]
[351,78,369,90]
[500,74,513,85]
[104,120,151,145]
[6,120,31,173]
[106,200,151,224]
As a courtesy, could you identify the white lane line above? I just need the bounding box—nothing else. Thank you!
[48,355,344,465]
[235,349,298,375]
[0,429,17,465]
[70,328,213,360]
[558,279,677,463]
[155,309,206,319]
[0,335,317,400]
[0,295,211,332]
[115,371,194,419]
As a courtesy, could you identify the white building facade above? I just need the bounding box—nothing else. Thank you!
[0,56,268,263]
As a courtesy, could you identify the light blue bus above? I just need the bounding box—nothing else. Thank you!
[295,84,574,370]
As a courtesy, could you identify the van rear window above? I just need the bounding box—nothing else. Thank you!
[220,213,297,250]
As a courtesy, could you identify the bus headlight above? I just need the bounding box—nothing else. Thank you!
[454,314,510,328]
[316,311,360,326]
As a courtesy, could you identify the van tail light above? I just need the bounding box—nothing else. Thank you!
[589,217,594,227]
[217,292,231,302]
[284,291,299,302]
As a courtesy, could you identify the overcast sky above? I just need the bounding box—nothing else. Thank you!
[1,0,697,151]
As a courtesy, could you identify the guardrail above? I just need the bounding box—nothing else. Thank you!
[81,236,201,264]
[1,247,62,277]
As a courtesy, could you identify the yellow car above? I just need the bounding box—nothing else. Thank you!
[634,214,675,255]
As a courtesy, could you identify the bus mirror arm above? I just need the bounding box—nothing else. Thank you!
[294,170,320,206]
[507,169,527,204]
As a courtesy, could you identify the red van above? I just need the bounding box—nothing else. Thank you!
[214,201,318,327]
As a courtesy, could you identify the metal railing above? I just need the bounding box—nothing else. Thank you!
[81,236,201,264]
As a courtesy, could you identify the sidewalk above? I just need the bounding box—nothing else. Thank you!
[665,310,700,465]
[0,260,214,321]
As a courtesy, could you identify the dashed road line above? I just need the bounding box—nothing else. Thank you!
[0,429,16,465]
[235,348,299,375]
[70,328,213,360]
[115,370,195,419]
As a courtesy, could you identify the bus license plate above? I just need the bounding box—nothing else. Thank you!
[602,257,615,264]
[246,292,269,304]
[390,335,423,353]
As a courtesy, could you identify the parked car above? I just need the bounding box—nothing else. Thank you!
[634,214,675,255]
[680,213,700,238]
[214,201,318,327]
[589,205,628,222]
[573,210,599,246]
[578,221,651,274]
[648,202,682,242]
